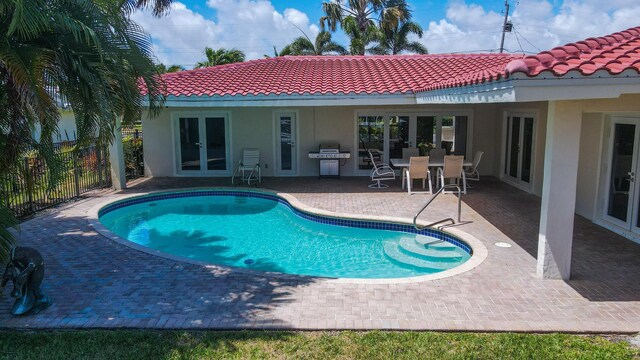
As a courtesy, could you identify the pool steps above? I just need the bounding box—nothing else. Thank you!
[383,236,467,271]
[397,237,464,262]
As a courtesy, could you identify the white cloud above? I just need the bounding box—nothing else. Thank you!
[132,1,319,67]
[418,1,640,55]
[133,0,640,65]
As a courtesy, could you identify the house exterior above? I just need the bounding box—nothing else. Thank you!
[137,25,640,280]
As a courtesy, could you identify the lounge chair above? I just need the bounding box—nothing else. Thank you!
[437,155,467,194]
[232,149,261,185]
[368,151,395,188]
[405,156,433,195]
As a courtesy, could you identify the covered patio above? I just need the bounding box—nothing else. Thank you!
[2,176,639,332]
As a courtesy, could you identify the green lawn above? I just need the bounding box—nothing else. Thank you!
[0,331,637,359]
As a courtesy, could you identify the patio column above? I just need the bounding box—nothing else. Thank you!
[537,101,582,280]
[109,117,127,190]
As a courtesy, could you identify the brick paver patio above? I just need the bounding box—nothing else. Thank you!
[1,176,639,332]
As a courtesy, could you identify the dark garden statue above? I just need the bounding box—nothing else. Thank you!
[1,247,52,315]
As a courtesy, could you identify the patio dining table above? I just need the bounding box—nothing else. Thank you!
[390,158,473,189]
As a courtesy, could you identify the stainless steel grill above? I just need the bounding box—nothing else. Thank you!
[308,143,351,178]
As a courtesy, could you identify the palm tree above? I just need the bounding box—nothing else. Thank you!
[155,63,185,73]
[0,0,163,263]
[121,0,174,16]
[321,0,411,34]
[195,48,246,68]
[286,31,348,56]
[369,20,428,55]
[264,45,292,58]
[342,16,381,55]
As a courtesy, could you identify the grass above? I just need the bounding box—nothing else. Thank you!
[0,330,637,359]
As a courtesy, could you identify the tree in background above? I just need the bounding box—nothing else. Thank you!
[342,16,381,55]
[285,31,348,56]
[0,0,164,262]
[321,0,411,34]
[264,45,292,58]
[368,20,428,55]
[155,64,185,73]
[195,48,246,68]
[121,0,174,17]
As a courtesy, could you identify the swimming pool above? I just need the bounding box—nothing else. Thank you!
[97,190,472,279]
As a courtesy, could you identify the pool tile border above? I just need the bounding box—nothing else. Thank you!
[88,187,487,284]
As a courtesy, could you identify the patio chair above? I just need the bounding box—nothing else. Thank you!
[429,148,446,164]
[232,148,261,185]
[405,156,432,195]
[368,150,396,188]
[437,155,467,194]
[359,139,382,167]
[400,147,420,186]
[464,151,484,182]
[402,147,419,159]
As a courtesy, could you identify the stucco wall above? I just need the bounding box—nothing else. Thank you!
[575,113,604,219]
[142,104,495,177]
[142,110,172,177]
[472,104,498,176]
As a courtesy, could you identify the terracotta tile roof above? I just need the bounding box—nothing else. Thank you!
[419,26,640,92]
[154,54,517,97]
[151,26,640,98]
[506,26,640,77]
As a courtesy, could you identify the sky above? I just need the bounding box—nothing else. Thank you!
[130,0,640,69]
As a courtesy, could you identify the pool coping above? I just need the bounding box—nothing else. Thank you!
[87,187,488,285]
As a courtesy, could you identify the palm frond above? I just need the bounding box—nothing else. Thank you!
[0,0,166,256]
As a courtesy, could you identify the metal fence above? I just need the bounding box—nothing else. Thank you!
[122,128,144,180]
[121,127,142,139]
[1,144,112,219]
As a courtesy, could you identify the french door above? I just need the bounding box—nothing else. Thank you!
[274,111,298,175]
[503,113,535,190]
[175,114,230,175]
[357,113,469,173]
[603,118,640,233]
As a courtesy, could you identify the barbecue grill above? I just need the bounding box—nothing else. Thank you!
[308,143,351,178]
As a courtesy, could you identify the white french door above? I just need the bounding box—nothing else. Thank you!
[274,111,298,175]
[174,114,230,175]
[603,117,640,233]
[356,113,470,174]
[502,113,535,191]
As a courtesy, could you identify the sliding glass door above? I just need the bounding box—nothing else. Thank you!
[603,118,640,233]
[178,117,201,171]
[356,112,471,173]
[358,115,385,170]
[502,113,535,190]
[175,113,230,175]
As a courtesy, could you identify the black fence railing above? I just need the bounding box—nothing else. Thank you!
[122,128,144,180]
[1,144,112,219]
[121,128,142,139]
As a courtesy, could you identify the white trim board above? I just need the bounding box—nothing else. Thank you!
[163,94,417,107]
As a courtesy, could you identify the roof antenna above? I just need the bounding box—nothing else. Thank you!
[499,0,513,53]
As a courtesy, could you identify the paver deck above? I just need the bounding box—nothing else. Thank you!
[1,176,639,332]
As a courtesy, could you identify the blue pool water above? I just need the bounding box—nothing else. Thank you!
[99,191,471,279]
